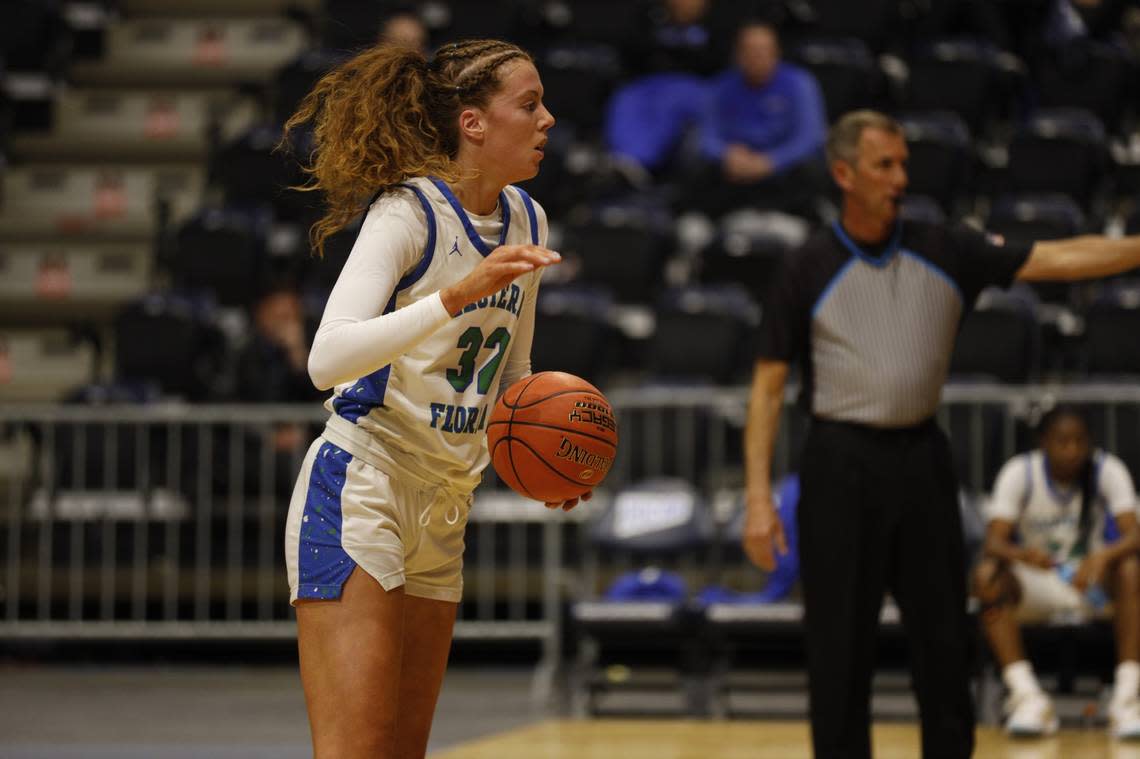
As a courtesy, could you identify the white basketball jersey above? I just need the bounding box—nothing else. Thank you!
[987,449,1138,561]
[324,176,544,491]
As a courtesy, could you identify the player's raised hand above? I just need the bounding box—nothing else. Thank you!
[441,244,560,314]
[742,493,787,571]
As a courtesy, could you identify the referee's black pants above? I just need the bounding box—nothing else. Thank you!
[798,418,975,759]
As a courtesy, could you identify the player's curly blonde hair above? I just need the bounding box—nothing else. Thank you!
[281,39,533,257]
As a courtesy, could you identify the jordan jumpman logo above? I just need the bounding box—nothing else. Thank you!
[449,237,461,256]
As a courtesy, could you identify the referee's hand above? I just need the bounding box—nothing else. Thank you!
[742,494,787,572]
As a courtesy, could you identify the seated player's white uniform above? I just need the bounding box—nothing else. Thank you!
[986,449,1138,622]
[285,176,546,603]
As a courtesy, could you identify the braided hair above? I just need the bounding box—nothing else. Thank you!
[281,39,533,257]
[1038,405,1097,556]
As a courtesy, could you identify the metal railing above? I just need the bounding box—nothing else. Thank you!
[1,385,1138,661]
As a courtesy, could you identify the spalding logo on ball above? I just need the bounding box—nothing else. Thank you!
[486,371,619,503]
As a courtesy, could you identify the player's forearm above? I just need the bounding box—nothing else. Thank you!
[1018,235,1140,282]
[983,536,1028,563]
[1101,526,1140,565]
[307,293,451,390]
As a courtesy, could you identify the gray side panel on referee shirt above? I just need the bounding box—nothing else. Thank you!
[810,249,963,427]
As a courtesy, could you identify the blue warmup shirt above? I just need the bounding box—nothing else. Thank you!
[699,63,826,173]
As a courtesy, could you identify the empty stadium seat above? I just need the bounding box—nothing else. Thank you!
[530,286,618,387]
[788,0,899,51]
[986,193,1086,250]
[113,294,225,400]
[648,285,761,385]
[210,124,307,214]
[0,329,96,402]
[1006,108,1108,211]
[0,165,204,242]
[898,194,947,225]
[786,37,883,122]
[900,111,973,214]
[987,193,1086,304]
[559,207,673,304]
[1,0,71,75]
[537,43,623,137]
[0,242,151,321]
[949,291,1040,383]
[698,211,809,304]
[1034,39,1134,135]
[902,38,1020,136]
[271,49,345,126]
[170,208,267,307]
[428,0,517,44]
[1084,291,1140,376]
[10,88,257,162]
[69,17,308,86]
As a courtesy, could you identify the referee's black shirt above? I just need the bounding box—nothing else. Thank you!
[758,220,1031,428]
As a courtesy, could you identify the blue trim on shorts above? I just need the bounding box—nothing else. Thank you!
[296,442,356,600]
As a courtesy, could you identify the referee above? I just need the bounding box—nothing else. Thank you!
[743,109,1140,759]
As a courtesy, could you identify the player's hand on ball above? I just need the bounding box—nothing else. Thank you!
[441,245,560,313]
[742,493,787,572]
[545,491,592,512]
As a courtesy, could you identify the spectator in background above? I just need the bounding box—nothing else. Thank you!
[684,19,828,219]
[379,8,429,53]
[234,280,324,466]
[236,280,323,407]
[974,406,1140,738]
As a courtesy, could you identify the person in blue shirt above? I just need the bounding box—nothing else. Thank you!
[684,19,828,219]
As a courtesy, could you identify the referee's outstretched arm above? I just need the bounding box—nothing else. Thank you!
[743,359,790,571]
[1015,234,1140,282]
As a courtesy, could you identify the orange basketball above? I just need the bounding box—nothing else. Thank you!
[486,371,619,503]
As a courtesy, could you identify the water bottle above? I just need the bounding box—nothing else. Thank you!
[1057,559,1108,613]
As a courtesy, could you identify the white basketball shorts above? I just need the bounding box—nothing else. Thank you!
[284,436,471,604]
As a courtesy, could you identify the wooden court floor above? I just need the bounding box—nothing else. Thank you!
[434,720,1140,759]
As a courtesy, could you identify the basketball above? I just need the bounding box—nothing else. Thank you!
[486,371,619,503]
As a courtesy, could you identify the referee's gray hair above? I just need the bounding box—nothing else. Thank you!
[826,110,903,165]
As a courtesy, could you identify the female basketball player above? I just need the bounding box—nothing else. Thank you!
[974,406,1140,738]
[280,40,574,758]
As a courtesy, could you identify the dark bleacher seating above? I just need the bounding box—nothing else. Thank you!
[537,43,623,138]
[113,294,226,401]
[530,286,618,388]
[950,294,1040,383]
[271,49,345,127]
[1034,39,1135,136]
[1084,293,1140,376]
[786,37,883,123]
[898,194,947,225]
[1,0,71,75]
[902,38,1019,137]
[788,0,899,51]
[429,0,516,44]
[1006,108,1108,212]
[211,124,309,220]
[900,111,973,214]
[170,209,267,307]
[559,205,673,304]
[698,212,808,305]
[987,193,1086,304]
[648,285,760,385]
